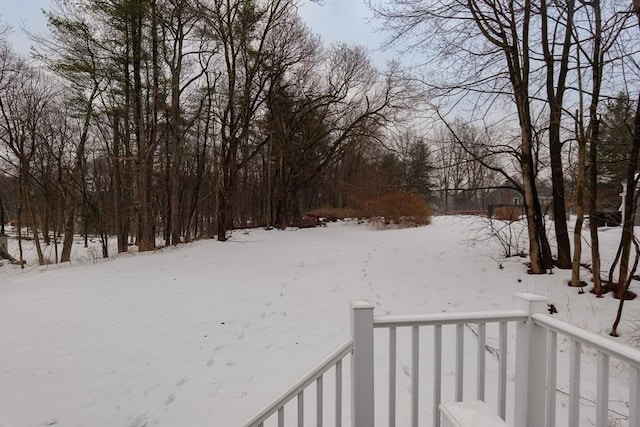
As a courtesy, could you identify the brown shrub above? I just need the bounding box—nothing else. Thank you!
[493,206,522,221]
[358,191,431,227]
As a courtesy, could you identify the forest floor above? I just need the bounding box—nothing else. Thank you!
[1,215,639,426]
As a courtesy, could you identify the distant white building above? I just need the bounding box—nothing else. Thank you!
[619,173,640,225]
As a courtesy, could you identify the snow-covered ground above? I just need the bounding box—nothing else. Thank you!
[0,216,638,427]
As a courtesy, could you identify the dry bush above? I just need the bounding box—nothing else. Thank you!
[493,206,522,221]
[359,191,432,227]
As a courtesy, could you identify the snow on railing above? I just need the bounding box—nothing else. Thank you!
[243,339,353,427]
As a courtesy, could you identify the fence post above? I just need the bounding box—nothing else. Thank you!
[514,293,548,427]
[351,300,375,427]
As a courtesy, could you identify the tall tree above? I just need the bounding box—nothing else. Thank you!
[159,0,205,245]
[199,0,295,240]
[614,3,640,296]
[540,0,575,269]
[369,0,553,272]
[610,0,640,336]
[38,0,106,261]
[0,51,54,266]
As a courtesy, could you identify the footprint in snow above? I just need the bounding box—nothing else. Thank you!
[165,393,176,405]
[128,413,151,427]
[402,364,410,377]
[211,381,221,397]
[176,375,191,385]
[206,358,216,367]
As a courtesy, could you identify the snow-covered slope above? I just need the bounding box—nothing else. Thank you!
[1,216,638,426]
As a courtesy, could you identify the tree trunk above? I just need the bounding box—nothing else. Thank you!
[541,0,575,269]
[217,151,237,241]
[549,126,572,269]
[588,0,604,295]
[21,165,44,266]
[169,6,184,245]
[60,205,76,263]
[616,93,640,296]
[131,4,156,252]
[0,193,5,235]
[589,126,602,294]
[611,234,640,336]
[571,131,587,287]
[522,139,544,273]
[60,85,97,262]
[112,112,129,254]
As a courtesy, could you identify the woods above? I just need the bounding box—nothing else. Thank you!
[1,0,640,304]
[369,0,639,285]
[0,0,419,260]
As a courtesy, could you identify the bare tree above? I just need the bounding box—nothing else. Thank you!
[607,0,640,340]
[369,0,554,272]
[539,0,576,269]
[431,120,502,213]
[0,50,55,266]
[36,1,107,261]
[197,0,297,240]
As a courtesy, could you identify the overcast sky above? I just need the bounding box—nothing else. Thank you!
[0,0,395,66]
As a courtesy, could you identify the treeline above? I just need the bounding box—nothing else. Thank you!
[0,0,437,264]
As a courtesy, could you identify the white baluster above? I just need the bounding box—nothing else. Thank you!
[456,323,464,402]
[297,391,304,427]
[317,375,323,427]
[596,352,609,427]
[434,324,442,427]
[389,327,396,427]
[411,325,419,427]
[477,322,486,401]
[546,330,557,427]
[630,366,639,427]
[336,359,342,427]
[569,340,581,427]
[498,321,507,420]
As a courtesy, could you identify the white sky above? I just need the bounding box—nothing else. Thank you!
[0,0,47,53]
[0,0,395,67]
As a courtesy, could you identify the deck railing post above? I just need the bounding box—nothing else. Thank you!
[351,300,375,427]
[514,293,548,427]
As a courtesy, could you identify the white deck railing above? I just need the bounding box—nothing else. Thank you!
[243,339,353,427]
[372,307,528,427]
[244,293,640,427]
[531,311,640,427]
